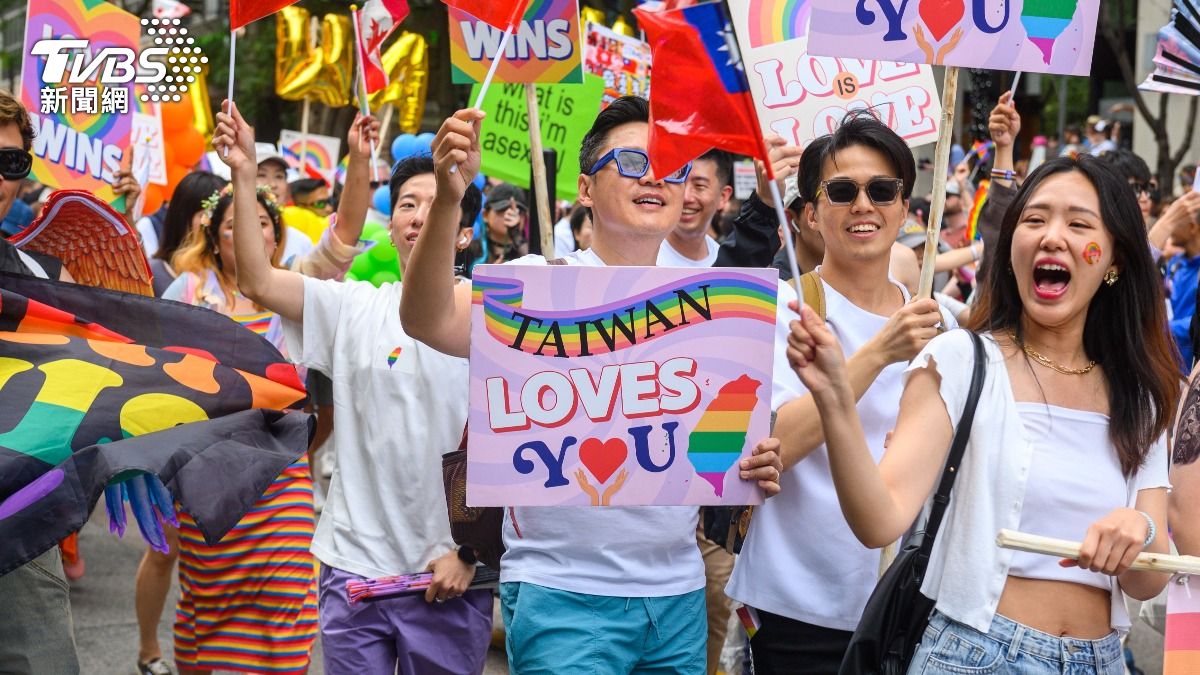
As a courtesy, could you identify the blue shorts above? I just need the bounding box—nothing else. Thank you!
[500,582,706,674]
[908,610,1124,675]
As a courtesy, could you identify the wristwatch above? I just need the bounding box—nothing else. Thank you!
[456,545,478,566]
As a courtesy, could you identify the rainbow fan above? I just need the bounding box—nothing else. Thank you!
[687,375,761,497]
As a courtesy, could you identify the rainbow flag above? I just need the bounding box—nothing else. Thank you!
[1165,574,1200,673]
[966,178,990,242]
[0,273,310,575]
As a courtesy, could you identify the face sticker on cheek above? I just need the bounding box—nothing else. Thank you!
[1083,242,1102,265]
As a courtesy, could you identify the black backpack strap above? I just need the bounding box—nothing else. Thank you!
[918,330,987,557]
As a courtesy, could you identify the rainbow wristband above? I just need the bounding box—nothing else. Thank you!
[991,168,1016,181]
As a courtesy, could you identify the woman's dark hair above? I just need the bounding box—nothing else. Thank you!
[1100,149,1152,185]
[969,154,1181,476]
[205,190,283,269]
[579,95,649,174]
[154,171,226,262]
[798,109,916,206]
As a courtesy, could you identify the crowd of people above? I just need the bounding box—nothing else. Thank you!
[0,69,1199,675]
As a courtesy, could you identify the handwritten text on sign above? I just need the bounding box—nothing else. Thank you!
[467,265,779,507]
[730,0,941,149]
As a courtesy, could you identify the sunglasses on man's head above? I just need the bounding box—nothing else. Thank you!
[816,178,904,206]
[587,148,691,184]
[0,148,32,181]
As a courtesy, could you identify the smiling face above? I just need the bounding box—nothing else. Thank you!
[256,161,289,204]
[677,157,731,237]
[807,144,908,267]
[390,172,435,269]
[577,121,684,248]
[217,201,276,275]
[1011,171,1116,329]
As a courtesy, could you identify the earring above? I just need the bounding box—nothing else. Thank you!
[1104,269,1119,286]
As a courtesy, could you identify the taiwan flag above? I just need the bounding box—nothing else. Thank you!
[441,0,528,30]
[634,1,770,180]
[357,0,410,94]
[230,0,298,29]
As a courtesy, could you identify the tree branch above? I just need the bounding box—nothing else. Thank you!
[1100,3,1163,133]
[1173,96,1200,166]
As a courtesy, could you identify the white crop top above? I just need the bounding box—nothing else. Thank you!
[1007,403,1129,590]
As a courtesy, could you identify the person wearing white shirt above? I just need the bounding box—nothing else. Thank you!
[787,154,1176,674]
[726,112,949,674]
[212,104,491,675]
[400,96,785,675]
[657,149,733,268]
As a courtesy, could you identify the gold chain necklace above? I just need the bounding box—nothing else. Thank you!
[1007,332,1096,375]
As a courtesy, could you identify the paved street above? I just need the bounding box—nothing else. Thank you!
[69,513,509,674]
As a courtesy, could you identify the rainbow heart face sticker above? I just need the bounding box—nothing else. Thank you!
[918,0,965,42]
[1083,242,1101,265]
[578,437,628,484]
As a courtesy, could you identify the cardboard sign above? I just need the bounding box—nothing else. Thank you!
[449,0,583,84]
[467,265,778,506]
[731,0,941,149]
[131,92,166,187]
[20,0,137,208]
[583,22,652,109]
[278,130,342,186]
[472,75,605,201]
[806,0,1100,77]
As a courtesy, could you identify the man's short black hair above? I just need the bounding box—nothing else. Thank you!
[288,177,326,201]
[1101,149,1152,184]
[696,149,733,188]
[389,155,482,229]
[798,109,915,206]
[579,96,649,174]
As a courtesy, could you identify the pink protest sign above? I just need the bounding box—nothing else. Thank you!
[806,0,1100,76]
[467,265,779,507]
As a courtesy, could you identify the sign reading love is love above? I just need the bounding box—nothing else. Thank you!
[466,265,778,507]
[730,0,941,149]
[807,0,1101,76]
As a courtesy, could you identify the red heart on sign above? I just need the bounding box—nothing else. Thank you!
[578,437,628,484]
[918,0,964,42]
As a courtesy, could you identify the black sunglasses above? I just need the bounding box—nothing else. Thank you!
[817,178,903,206]
[0,148,32,181]
[1131,181,1160,202]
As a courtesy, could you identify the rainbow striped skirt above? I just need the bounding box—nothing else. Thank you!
[174,456,318,674]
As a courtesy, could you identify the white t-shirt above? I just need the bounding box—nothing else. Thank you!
[281,225,315,266]
[497,248,705,597]
[657,236,719,268]
[727,275,953,630]
[553,217,576,258]
[282,277,469,578]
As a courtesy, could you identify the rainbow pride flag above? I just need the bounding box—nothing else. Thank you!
[966,179,990,242]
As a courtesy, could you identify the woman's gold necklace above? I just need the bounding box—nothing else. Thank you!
[1008,331,1096,375]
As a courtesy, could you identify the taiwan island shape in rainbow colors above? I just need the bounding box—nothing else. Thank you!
[687,374,762,497]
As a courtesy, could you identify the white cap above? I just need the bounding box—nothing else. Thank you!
[256,142,288,170]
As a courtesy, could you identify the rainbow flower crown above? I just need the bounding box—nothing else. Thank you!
[201,183,280,222]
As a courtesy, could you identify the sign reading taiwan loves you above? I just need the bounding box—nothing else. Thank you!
[807,0,1100,76]
[467,265,779,507]
[473,75,605,201]
[449,0,583,84]
[20,0,138,208]
[729,0,941,149]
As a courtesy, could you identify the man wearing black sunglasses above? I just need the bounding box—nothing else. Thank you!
[728,111,951,674]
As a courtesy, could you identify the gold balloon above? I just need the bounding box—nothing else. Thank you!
[612,15,636,37]
[188,62,213,138]
[276,10,353,107]
[580,6,605,26]
[359,32,428,132]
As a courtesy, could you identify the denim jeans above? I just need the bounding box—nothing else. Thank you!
[908,610,1124,675]
[0,548,80,675]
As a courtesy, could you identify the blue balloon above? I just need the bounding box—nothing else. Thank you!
[372,185,391,214]
[415,132,435,154]
[390,133,418,161]
[472,172,486,190]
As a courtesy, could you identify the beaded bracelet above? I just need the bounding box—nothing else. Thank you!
[1137,510,1156,549]
[991,168,1016,181]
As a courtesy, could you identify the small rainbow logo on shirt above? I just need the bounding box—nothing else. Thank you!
[387,347,403,369]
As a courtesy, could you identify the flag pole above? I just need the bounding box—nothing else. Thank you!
[449,22,514,176]
[766,178,802,288]
[350,5,381,184]
[917,66,961,299]
[224,29,235,158]
[300,98,311,176]
[1009,71,1022,96]
[525,83,554,256]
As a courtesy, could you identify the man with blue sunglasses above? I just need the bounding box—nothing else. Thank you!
[401,96,786,675]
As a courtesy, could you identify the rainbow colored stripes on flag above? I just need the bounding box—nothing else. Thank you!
[966,179,990,242]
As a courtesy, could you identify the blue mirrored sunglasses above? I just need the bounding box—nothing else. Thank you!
[586,148,691,184]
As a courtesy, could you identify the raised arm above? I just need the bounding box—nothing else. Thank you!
[398,109,484,358]
[714,135,801,268]
[331,114,381,248]
[212,100,305,323]
[785,305,953,547]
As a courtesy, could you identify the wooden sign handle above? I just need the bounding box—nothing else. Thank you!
[996,529,1200,575]
[917,66,960,299]
[525,83,555,257]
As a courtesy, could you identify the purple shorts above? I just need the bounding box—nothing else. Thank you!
[318,563,493,674]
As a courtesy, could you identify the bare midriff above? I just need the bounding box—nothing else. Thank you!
[996,576,1113,639]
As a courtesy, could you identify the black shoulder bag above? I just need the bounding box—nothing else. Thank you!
[839,329,987,675]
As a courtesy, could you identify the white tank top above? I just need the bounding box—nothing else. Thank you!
[1008,403,1128,590]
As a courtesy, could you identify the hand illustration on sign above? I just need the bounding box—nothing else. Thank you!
[576,467,628,506]
[913,0,965,64]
